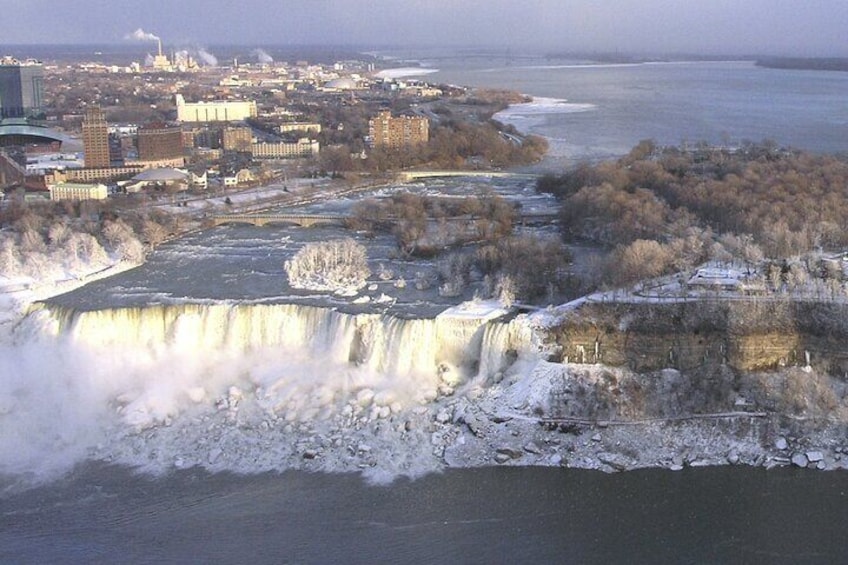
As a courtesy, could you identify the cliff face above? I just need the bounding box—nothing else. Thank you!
[547,300,848,375]
[532,300,848,428]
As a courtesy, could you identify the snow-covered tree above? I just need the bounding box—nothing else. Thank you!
[22,251,60,280]
[47,220,71,246]
[142,219,169,247]
[496,274,517,308]
[437,252,472,297]
[0,237,21,276]
[285,238,370,292]
[80,233,109,265]
[102,219,145,262]
[18,228,46,254]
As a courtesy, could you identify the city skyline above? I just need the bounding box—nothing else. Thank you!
[1,0,847,56]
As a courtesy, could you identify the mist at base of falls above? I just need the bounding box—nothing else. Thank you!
[0,300,531,486]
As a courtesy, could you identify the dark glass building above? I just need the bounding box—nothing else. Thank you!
[0,57,44,119]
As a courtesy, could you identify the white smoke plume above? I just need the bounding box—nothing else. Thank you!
[173,50,191,66]
[125,28,160,42]
[252,48,274,64]
[196,48,219,67]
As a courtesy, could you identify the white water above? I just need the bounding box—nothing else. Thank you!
[1,301,531,483]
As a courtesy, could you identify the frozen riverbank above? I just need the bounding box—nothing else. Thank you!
[0,261,139,341]
[4,292,845,494]
[83,357,848,486]
[5,359,826,497]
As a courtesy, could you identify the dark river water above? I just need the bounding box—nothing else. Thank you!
[3,465,847,564]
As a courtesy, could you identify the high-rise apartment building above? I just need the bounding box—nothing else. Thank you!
[82,107,111,168]
[368,111,429,149]
[137,122,184,161]
[0,57,44,119]
[222,126,253,152]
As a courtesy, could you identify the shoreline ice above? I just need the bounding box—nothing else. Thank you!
[374,67,439,79]
[493,96,596,154]
[495,96,595,120]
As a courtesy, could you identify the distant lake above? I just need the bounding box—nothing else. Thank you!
[400,51,848,165]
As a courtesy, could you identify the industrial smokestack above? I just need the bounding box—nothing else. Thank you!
[158,38,163,57]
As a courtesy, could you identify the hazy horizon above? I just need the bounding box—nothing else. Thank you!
[2,42,846,59]
[1,1,847,58]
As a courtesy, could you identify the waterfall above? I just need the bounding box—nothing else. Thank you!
[36,301,525,382]
[355,315,439,377]
[478,315,533,380]
[3,300,536,479]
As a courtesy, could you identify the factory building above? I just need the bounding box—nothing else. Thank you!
[175,94,257,123]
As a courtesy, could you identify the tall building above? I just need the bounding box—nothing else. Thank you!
[137,122,183,161]
[0,57,44,119]
[222,126,253,152]
[182,125,222,149]
[82,106,111,168]
[368,110,429,149]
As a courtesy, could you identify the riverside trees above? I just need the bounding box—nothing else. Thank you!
[318,122,547,175]
[347,191,575,303]
[349,192,516,256]
[540,141,848,286]
[0,200,177,281]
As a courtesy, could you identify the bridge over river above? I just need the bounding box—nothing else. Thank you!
[212,210,558,228]
[211,213,347,228]
[396,170,540,182]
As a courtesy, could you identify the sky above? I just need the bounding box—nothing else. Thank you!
[2,0,847,56]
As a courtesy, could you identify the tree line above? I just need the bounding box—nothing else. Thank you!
[315,120,548,176]
[539,140,848,286]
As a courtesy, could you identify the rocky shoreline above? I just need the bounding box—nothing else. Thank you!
[81,358,848,486]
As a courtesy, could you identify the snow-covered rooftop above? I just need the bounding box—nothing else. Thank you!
[132,168,190,182]
[687,267,746,288]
